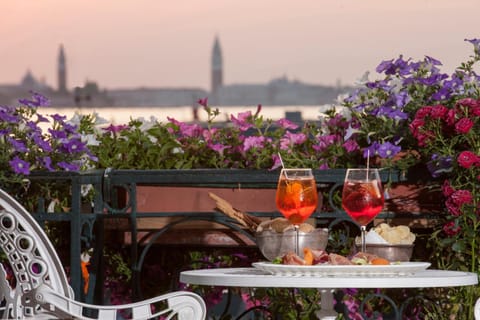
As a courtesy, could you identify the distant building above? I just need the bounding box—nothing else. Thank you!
[0,38,353,108]
[57,44,68,94]
[211,35,223,104]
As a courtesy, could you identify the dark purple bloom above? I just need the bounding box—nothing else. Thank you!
[33,134,52,152]
[57,161,80,171]
[50,113,67,123]
[7,138,28,153]
[465,38,480,53]
[18,92,50,107]
[102,124,129,133]
[426,154,453,178]
[0,109,19,123]
[41,156,55,171]
[48,128,67,139]
[9,156,30,175]
[62,138,86,153]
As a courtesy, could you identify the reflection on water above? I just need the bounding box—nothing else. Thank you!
[40,105,336,125]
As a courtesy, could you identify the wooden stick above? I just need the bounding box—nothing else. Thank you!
[208,192,261,232]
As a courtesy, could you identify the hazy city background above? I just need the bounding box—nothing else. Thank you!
[1,0,478,124]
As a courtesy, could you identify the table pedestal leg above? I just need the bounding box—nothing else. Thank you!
[315,289,337,320]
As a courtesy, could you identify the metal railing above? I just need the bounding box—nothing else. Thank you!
[25,168,439,303]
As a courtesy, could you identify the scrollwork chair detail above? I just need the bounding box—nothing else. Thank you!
[0,188,206,319]
[475,297,480,319]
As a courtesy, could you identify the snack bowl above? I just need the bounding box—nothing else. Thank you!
[256,228,328,261]
[355,243,414,262]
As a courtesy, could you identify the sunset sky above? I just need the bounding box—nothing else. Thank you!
[1,0,478,91]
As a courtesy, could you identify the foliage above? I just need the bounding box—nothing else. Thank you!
[84,100,362,171]
[411,97,480,316]
[341,38,480,172]
[0,92,95,210]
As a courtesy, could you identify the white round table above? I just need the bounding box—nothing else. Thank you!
[180,267,478,319]
[180,267,478,288]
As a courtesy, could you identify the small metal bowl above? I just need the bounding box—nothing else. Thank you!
[256,228,328,261]
[355,243,414,262]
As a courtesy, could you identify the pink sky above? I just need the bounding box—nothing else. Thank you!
[0,0,478,91]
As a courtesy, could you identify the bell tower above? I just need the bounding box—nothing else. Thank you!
[211,36,223,101]
[57,44,67,94]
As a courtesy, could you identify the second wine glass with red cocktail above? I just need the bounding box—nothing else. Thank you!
[342,168,384,253]
[275,168,318,255]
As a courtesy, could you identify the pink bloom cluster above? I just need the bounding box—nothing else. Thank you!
[411,98,480,237]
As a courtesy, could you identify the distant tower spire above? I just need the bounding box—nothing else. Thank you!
[57,44,67,94]
[211,36,223,100]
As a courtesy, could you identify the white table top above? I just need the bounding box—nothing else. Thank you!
[180,267,478,289]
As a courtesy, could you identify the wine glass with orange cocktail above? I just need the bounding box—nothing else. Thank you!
[342,168,384,253]
[275,168,318,255]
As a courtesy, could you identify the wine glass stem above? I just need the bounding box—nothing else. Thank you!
[294,225,299,256]
[361,225,367,253]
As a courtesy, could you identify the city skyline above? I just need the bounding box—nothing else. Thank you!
[1,0,478,91]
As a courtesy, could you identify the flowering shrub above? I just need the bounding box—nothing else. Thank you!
[411,97,480,316]
[89,99,362,170]
[341,38,480,172]
[0,92,95,209]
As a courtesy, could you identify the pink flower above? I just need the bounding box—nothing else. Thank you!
[443,221,461,236]
[450,189,473,206]
[279,132,307,150]
[442,180,455,197]
[457,151,479,169]
[243,136,267,152]
[455,118,474,134]
[430,104,449,119]
[445,198,462,217]
[197,97,208,107]
[230,111,254,131]
[343,139,359,152]
[276,118,299,130]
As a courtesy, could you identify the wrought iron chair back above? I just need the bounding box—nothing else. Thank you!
[0,188,206,319]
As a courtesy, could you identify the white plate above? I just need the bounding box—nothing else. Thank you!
[252,261,431,277]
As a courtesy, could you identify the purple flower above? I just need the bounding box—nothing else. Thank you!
[465,38,480,53]
[41,156,55,171]
[62,138,86,153]
[7,138,28,153]
[103,124,129,133]
[18,92,50,107]
[377,141,401,158]
[9,156,30,175]
[57,161,80,171]
[33,134,52,152]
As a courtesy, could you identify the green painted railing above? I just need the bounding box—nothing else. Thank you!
[25,167,440,303]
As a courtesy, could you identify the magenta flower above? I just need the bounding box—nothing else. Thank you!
[230,111,254,131]
[455,118,474,134]
[276,118,298,130]
[102,124,129,133]
[243,136,267,152]
[279,132,307,150]
[457,151,479,169]
[443,221,461,236]
[197,97,208,108]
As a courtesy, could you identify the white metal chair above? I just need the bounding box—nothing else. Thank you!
[475,297,480,319]
[0,188,206,319]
